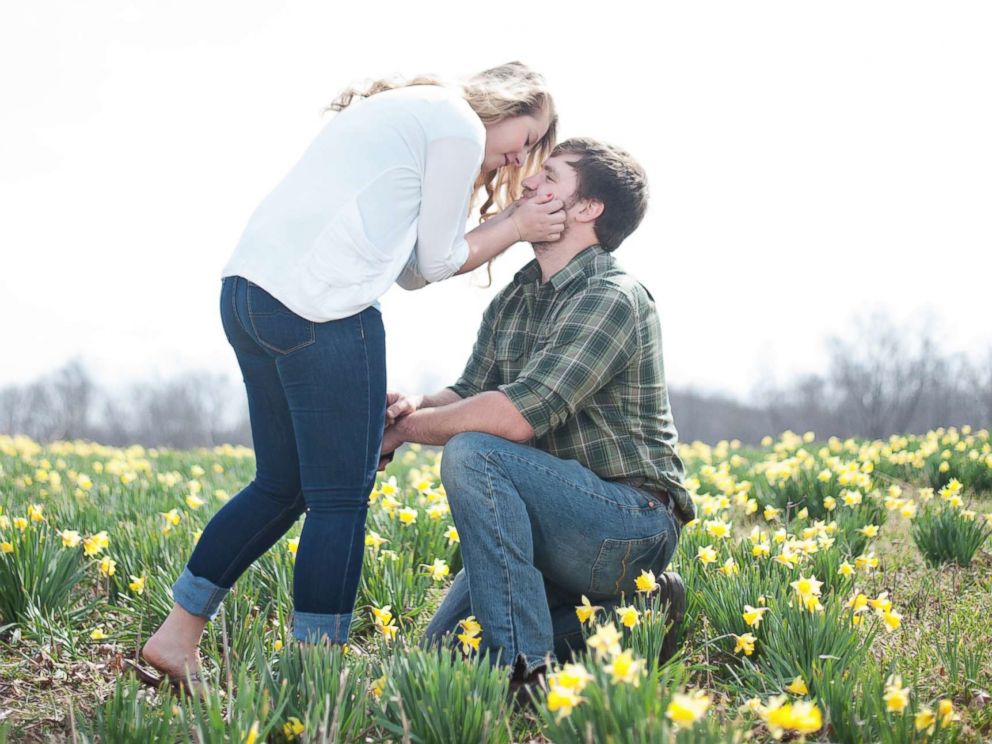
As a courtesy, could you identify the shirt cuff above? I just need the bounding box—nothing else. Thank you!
[446,381,475,399]
[498,379,563,439]
[421,237,470,283]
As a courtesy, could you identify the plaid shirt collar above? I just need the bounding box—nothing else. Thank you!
[512,244,607,293]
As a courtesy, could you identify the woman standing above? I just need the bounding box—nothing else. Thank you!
[140,62,562,687]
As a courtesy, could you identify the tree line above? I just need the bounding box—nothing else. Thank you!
[2,312,990,447]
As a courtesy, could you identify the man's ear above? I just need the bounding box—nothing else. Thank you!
[573,198,604,224]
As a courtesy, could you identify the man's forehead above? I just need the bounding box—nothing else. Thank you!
[542,153,581,173]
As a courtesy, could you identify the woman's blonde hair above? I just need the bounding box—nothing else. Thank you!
[328,62,557,223]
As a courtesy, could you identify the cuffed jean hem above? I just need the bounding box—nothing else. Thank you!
[172,567,229,620]
[292,611,353,643]
[515,652,552,678]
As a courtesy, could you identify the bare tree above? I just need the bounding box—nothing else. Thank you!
[826,312,941,439]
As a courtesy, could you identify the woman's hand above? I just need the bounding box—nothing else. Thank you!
[508,192,566,243]
[385,391,424,427]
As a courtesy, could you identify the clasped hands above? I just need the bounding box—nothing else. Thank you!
[377,391,423,471]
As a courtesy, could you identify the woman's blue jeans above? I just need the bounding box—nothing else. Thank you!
[171,275,386,642]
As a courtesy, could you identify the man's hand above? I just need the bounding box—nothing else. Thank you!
[378,421,407,472]
[385,391,424,427]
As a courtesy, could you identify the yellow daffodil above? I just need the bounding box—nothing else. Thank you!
[60,529,82,548]
[616,606,640,628]
[915,707,936,734]
[665,689,711,727]
[98,556,116,576]
[697,545,718,565]
[546,684,583,721]
[785,676,808,695]
[575,595,602,625]
[585,623,622,659]
[705,518,732,539]
[457,630,480,653]
[459,615,482,636]
[882,609,902,631]
[549,663,593,692]
[282,717,305,741]
[938,699,959,728]
[245,721,260,744]
[883,675,909,713]
[604,650,643,685]
[734,633,756,656]
[763,696,823,738]
[719,557,739,576]
[742,605,770,628]
[371,605,393,626]
[635,569,658,593]
[426,558,449,581]
[364,531,387,550]
[854,551,878,571]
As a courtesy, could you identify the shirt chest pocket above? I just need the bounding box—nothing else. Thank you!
[494,333,529,383]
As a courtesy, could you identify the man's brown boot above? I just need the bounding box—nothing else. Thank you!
[656,571,686,666]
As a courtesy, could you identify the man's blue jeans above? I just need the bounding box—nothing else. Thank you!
[171,275,386,642]
[424,432,682,675]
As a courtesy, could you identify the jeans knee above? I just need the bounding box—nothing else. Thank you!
[251,476,305,511]
[440,432,499,491]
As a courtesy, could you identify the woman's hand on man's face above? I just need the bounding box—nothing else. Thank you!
[509,192,566,243]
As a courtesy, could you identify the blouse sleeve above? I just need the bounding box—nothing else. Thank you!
[411,136,482,284]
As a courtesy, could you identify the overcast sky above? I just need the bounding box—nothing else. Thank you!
[2,1,990,400]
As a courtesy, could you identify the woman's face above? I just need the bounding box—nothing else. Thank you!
[482,106,553,173]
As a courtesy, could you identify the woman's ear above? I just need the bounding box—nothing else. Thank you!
[574,198,604,224]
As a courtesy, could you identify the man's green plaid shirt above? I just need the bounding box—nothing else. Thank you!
[448,244,695,524]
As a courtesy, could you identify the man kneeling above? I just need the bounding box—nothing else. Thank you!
[380,137,695,689]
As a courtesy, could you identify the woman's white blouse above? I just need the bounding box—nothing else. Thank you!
[221,85,485,322]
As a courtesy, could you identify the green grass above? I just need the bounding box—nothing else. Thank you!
[0,430,990,742]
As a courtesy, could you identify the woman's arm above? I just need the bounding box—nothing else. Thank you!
[410,138,565,286]
[455,195,564,275]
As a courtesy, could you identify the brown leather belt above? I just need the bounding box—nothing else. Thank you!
[610,476,671,507]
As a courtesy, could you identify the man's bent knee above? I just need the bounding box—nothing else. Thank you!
[440,432,505,487]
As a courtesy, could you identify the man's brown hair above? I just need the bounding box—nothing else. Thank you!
[552,137,649,252]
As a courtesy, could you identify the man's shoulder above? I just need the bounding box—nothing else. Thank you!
[570,260,655,311]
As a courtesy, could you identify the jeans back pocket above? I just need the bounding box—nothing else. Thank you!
[246,282,316,355]
[588,528,675,600]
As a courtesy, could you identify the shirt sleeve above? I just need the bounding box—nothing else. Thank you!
[414,137,482,283]
[394,248,428,291]
[498,288,637,439]
[448,299,501,398]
